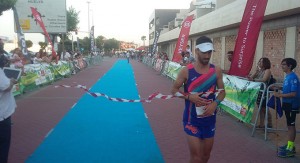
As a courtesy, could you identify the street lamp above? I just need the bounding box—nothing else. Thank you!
[87,1,90,33]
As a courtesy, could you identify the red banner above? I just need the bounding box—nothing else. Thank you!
[228,0,268,77]
[172,15,194,63]
[30,7,57,59]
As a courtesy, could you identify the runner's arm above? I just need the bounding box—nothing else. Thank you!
[171,67,188,99]
[215,66,226,102]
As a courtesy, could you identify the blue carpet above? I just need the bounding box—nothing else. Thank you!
[26,60,164,163]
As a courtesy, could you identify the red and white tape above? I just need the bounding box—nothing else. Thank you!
[55,84,224,103]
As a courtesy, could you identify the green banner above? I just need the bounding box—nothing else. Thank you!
[220,74,261,123]
[166,62,182,80]
[51,61,71,78]
[16,61,71,94]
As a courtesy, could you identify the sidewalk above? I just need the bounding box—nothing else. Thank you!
[9,58,300,163]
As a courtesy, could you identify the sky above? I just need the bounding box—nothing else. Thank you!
[0,0,192,48]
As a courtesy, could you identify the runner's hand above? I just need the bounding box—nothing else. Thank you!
[201,102,217,117]
[189,93,211,106]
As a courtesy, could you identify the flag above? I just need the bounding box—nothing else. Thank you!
[228,0,268,77]
[172,15,194,63]
[267,95,283,118]
[90,26,95,52]
[151,30,160,56]
[12,6,29,60]
[30,7,57,60]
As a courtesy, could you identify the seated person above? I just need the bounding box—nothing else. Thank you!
[10,48,27,75]
[33,52,43,64]
[10,48,24,69]
[41,52,52,63]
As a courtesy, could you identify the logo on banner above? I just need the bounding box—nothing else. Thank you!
[172,15,194,62]
[19,35,28,56]
[183,21,191,28]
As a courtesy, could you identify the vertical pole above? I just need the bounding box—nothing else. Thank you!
[87,1,90,35]
[72,34,74,52]
[87,1,91,54]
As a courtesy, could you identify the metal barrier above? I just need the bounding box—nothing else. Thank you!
[264,83,300,140]
[250,82,267,137]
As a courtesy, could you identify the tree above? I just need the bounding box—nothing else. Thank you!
[103,38,119,53]
[95,36,106,52]
[141,36,146,46]
[25,40,33,48]
[58,6,80,53]
[38,42,48,50]
[0,0,17,15]
[67,6,80,33]
[76,37,90,54]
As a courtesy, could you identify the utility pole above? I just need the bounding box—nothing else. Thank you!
[87,1,90,33]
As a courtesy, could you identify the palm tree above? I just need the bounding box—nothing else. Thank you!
[141,36,146,47]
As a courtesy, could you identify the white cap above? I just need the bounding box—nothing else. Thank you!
[196,42,214,52]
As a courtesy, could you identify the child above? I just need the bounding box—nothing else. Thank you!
[274,58,300,157]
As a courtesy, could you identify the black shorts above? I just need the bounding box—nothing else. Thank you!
[282,103,299,126]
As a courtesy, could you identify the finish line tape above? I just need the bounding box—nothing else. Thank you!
[55,84,223,103]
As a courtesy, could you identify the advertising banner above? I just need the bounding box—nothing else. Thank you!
[12,6,29,59]
[220,74,261,123]
[166,62,182,80]
[21,63,54,86]
[90,26,95,52]
[172,15,194,63]
[151,30,160,56]
[228,0,268,77]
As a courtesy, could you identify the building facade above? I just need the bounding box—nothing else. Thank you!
[149,0,300,81]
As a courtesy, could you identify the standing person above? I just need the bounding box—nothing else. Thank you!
[0,54,17,163]
[248,57,273,128]
[181,51,195,66]
[126,51,130,63]
[171,36,225,163]
[222,50,233,74]
[274,58,300,158]
[226,50,233,62]
[186,44,192,56]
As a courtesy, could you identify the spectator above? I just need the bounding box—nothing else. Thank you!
[126,51,130,63]
[275,58,300,158]
[41,52,52,63]
[33,52,43,64]
[0,54,17,163]
[222,50,233,74]
[186,44,192,56]
[61,50,71,61]
[11,48,24,68]
[181,51,195,66]
[248,57,273,128]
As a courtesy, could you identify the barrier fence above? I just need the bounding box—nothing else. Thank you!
[12,55,102,96]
